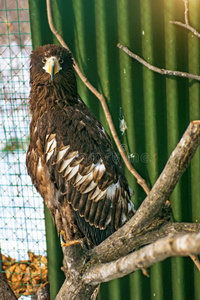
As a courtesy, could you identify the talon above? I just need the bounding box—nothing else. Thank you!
[60,229,67,246]
[60,230,82,247]
[62,240,82,247]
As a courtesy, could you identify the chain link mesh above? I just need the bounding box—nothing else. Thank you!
[0,0,47,298]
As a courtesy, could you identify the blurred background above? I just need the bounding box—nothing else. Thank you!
[0,0,199,299]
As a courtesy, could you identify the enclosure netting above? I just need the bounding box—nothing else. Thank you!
[0,0,47,298]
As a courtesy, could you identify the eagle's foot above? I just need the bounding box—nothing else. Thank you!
[60,230,82,247]
[62,240,82,247]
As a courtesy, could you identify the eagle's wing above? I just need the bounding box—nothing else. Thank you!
[27,100,135,245]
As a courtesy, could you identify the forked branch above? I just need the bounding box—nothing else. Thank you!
[118,0,200,81]
[56,121,200,300]
[84,233,200,284]
[117,43,200,81]
[170,0,200,38]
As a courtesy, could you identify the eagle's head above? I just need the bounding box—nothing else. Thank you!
[30,44,74,85]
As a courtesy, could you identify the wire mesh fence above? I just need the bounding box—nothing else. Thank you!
[0,0,47,298]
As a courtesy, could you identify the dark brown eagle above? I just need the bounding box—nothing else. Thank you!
[26,44,135,246]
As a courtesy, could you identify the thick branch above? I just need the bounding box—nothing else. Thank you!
[55,222,200,299]
[54,120,200,299]
[117,222,200,250]
[55,244,98,300]
[46,0,150,195]
[91,121,200,262]
[84,233,200,285]
[117,43,200,81]
[0,273,17,300]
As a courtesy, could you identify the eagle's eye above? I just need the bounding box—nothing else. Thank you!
[59,58,64,64]
[42,58,47,63]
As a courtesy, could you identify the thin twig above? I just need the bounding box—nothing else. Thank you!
[190,254,200,271]
[170,21,200,38]
[84,233,200,285]
[170,0,200,38]
[117,43,200,81]
[46,0,150,195]
[183,0,189,25]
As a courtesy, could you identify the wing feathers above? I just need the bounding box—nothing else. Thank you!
[56,146,70,163]
[93,200,105,227]
[78,194,88,217]
[59,153,78,173]
[84,198,92,221]
[92,161,106,182]
[65,164,79,180]
[99,199,112,229]
[44,130,135,245]
[82,180,97,194]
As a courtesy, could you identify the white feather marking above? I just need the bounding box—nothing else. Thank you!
[56,146,70,163]
[67,164,80,180]
[65,150,78,159]
[89,185,102,200]
[73,163,95,186]
[46,149,54,162]
[104,213,111,228]
[73,174,89,187]
[128,201,135,213]
[81,163,95,175]
[59,155,78,173]
[37,157,42,171]
[48,133,56,141]
[106,181,120,199]
[78,172,93,192]
[121,213,127,224]
[101,126,105,133]
[80,120,86,126]
[92,189,107,202]
[73,173,83,184]
[82,180,97,194]
[93,160,106,179]
[63,165,73,177]
[46,137,57,153]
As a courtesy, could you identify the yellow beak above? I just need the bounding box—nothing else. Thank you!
[43,56,62,81]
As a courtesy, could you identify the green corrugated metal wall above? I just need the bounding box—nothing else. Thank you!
[28,0,200,299]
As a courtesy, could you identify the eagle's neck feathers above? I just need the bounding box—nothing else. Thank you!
[29,70,78,116]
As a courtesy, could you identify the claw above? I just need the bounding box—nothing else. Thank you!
[60,230,82,247]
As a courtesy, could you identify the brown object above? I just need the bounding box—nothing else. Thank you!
[1,252,48,298]
[0,272,17,300]
[26,44,136,246]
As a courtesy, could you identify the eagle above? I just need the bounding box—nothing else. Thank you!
[26,44,135,247]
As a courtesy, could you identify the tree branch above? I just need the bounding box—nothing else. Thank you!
[52,120,200,299]
[83,233,200,285]
[0,273,17,300]
[170,0,200,38]
[117,43,200,81]
[46,0,150,195]
[90,121,200,263]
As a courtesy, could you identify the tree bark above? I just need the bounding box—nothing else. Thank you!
[0,273,17,300]
[54,121,200,300]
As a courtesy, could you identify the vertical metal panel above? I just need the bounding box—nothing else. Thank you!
[187,1,200,300]
[28,0,200,299]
